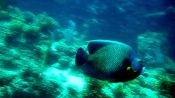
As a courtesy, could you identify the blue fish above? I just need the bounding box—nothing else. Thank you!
[75,40,143,82]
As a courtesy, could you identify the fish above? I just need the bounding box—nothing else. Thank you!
[75,40,143,82]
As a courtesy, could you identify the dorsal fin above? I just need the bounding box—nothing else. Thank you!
[88,40,116,54]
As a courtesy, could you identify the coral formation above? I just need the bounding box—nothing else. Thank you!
[137,32,167,67]
[137,32,175,71]
[0,69,16,86]
[0,6,86,98]
[10,65,62,98]
[160,76,175,97]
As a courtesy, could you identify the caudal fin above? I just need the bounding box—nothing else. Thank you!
[75,48,88,66]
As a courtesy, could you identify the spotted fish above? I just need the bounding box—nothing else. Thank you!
[75,40,143,82]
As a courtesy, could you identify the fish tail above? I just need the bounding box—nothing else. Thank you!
[75,48,88,66]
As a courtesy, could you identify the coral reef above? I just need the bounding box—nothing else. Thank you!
[10,65,62,98]
[137,32,167,68]
[0,6,174,98]
[137,32,175,71]
[0,69,16,86]
[0,6,86,98]
[0,6,59,70]
[160,76,175,97]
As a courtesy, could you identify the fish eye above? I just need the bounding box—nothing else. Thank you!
[126,66,137,72]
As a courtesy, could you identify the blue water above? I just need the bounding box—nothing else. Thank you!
[15,0,175,48]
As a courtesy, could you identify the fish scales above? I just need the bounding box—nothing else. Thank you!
[89,43,131,73]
